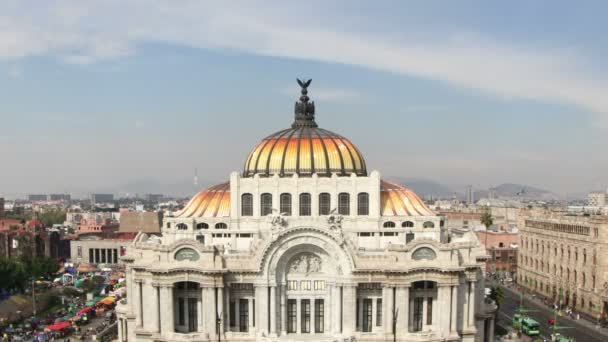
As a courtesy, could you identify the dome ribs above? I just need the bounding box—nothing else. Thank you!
[312,128,331,176]
[319,128,347,176]
[279,127,299,176]
[264,129,291,176]
[243,127,367,177]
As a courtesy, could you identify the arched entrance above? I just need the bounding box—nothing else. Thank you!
[260,228,354,337]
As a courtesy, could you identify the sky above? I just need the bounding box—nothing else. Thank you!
[0,0,607,198]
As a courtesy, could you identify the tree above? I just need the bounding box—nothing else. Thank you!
[481,210,494,231]
[489,286,504,310]
[480,209,493,246]
[38,209,67,228]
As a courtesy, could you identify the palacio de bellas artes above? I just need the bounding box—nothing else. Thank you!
[116,80,494,342]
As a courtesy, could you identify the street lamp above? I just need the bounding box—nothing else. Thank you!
[392,308,399,342]
[216,312,222,342]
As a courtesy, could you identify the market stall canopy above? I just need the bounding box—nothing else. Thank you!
[45,321,71,331]
[76,264,96,273]
[98,296,115,305]
[76,306,95,315]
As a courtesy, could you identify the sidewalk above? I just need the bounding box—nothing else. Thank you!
[498,282,608,339]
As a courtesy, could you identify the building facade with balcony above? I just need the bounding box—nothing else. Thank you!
[518,209,608,320]
[116,81,493,342]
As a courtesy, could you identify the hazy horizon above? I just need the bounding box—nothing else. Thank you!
[1,1,607,198]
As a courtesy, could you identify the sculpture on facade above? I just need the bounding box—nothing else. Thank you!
[267,209,288,228]
[288,253,323,275]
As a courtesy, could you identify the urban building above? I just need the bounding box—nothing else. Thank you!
[28,194,48,202]
[77,218,119,233]
[588,191,608,207]
[116,82,494,342]
[475,229,518,277]
[144,194,164,202]
[91,193,114,204]
[49,194,71,201]
[65,211,120,228]
[118,211,162,233]
[518,209,608,320]
[466,186,474,205]
[441,211,483,230]
[70,232,134,265]
[0,228,69,259]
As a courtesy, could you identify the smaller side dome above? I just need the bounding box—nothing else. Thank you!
[380,180,435,216]
[175,182,230,218]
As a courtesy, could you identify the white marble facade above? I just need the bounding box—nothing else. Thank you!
[116,82,494,342]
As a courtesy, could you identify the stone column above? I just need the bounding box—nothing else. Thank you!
[270,286,277,335]
[487,317,495,340]
[439,285,451,333]
[296,298,301,333]
[160,285,174,335]
[256,285,269,335]
[218,286,224,333]
[117,319,123,342]
[323,295,330,334]
[309,298,318,334]
[383,285,394,335]
[467,281,476,327]
[203,287,216,336]
[235,298,240,331]
[342,284,357,335]
[450,285,458,333]
[248,297,255,332]
[280,285,287,335]
[150,283,160,333]
[332,285,342,334]
[134,280,143,327]
[197,291,203,333]
[395,285,409,335]
[371,297,378,331]
[224,286,230,331]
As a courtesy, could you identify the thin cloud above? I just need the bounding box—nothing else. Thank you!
[0,2,606,121]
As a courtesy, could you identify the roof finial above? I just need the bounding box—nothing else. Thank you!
[293,78,317,128]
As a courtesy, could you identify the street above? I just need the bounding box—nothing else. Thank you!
[497,283,607,342]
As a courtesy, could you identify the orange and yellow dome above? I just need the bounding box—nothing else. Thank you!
[175,182,230,218]
[243,127,366,177]
[176,180,433,218]
[380,180,434,216]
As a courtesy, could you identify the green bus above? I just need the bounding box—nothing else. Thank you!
[512,313,522,329]
[521,317,540,336]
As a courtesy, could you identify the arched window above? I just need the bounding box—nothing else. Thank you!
[196,223,209,230]
[299,193,311,216]
[241,193,253,216]
[383,221,395,228]
[423,221,435,228]
[402,221,414,228]
[499,242,504,248]
[319,193,331,215]
[280,193,292,216]
[338,193,350,215]
[215,223,227,229]
[261,193,272,216]
[357,192,369,216]
[176,223,188,230]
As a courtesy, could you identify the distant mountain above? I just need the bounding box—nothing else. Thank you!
[387,177,454,199]
[492,183,552,198]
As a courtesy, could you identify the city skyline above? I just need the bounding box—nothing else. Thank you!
[1,1,607,196]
